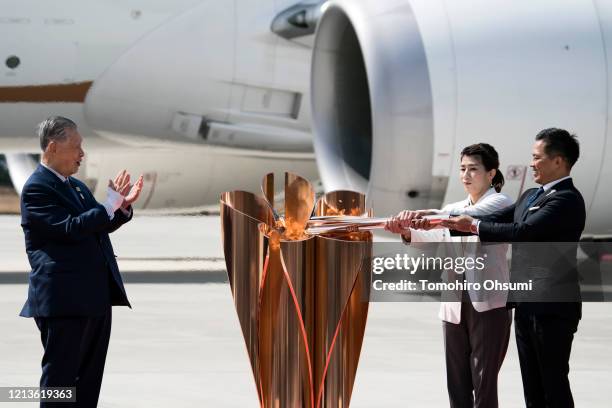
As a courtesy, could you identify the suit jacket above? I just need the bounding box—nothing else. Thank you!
[476,178,585,319]
[19,164,131,318]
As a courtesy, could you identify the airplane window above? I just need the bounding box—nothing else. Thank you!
[5,56,20,69]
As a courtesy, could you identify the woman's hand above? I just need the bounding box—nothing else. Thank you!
[385,210,423,233]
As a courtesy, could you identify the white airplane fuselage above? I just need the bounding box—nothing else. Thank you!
[1,0,612,237]
[0,0,318,210]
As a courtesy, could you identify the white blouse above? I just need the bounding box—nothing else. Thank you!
[409,188,514,323]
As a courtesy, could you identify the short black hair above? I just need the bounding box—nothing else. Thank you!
[535,128,580,168]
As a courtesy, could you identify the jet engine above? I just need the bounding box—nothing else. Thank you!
[311,0,612,236]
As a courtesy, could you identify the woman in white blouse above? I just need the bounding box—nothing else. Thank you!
[386,143,513,408]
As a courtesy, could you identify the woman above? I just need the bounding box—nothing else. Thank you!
[385,143,513,408]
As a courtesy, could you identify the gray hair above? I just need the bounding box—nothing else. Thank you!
[38,116,77,151]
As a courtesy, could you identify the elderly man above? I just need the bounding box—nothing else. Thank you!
[19,116,143,407]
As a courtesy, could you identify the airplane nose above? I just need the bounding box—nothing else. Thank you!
[84,1,235,143]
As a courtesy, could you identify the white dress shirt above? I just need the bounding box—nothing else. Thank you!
[41,162,125,220]
[408,188,513,323]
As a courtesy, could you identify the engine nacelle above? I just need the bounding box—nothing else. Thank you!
[311,0,435,217]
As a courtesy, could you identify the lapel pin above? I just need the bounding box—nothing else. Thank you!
[75,186,81,192]
[79,193,85,200]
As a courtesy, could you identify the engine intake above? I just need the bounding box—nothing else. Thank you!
[311,0,435,215]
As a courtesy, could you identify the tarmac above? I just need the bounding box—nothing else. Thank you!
[1,214,611,407]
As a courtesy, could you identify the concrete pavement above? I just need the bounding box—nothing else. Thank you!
[1,215,611,407]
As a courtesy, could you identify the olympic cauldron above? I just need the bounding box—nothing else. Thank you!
[220,172,374,408]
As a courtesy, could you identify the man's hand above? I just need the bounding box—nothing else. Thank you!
[411,217,434,230]
[122,174,144,209]
[108,170,144,209]
[441,215,474,232]
[108,170,130,193]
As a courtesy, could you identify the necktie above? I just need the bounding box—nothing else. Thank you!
[525,187,544,208]
[65,179,84,209]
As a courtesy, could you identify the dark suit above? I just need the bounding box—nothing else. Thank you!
[477,178,585,407]
[20,164,132,407]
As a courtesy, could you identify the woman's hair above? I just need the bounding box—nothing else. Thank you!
[460,143,505,192]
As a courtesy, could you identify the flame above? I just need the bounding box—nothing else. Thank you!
[281,217,309,240]
[324,205,363,217]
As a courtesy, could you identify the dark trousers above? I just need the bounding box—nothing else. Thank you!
[514,308,579,408]
[443,302,512,408]
[34,308,112,408]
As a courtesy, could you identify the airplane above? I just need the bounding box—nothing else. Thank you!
[1,0,612,238]
[0,0,319,210]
